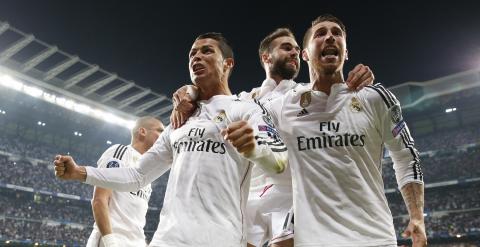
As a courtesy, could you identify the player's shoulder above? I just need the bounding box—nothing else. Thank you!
[287,83,312,103]
[229,95,262,112]
[237,86,262,100]
[103,144,129,161]
[362,83,400,109]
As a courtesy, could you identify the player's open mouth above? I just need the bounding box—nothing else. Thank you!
[321,47,339,58]
[192,63,206,73]
[287,60,298,67]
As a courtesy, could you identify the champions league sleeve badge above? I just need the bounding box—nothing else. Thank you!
[390,104,403,123]
[350,97,362,112]
[390,104,405,137]
[106,160,120,168]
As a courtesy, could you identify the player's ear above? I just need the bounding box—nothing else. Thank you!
[223,58,234,72]
[302,49,309,62]
[139,127,147,137]
[261,52,270,65]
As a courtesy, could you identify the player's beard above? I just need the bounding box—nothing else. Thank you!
[271,57,299,80]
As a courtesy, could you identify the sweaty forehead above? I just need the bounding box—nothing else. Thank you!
[311,21,342,32]
[190,38,220,50]
[272,36,298,48]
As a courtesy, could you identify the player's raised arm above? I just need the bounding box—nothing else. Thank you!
[170,84,198,129]
[223,99,287,174]
[54,127,173,192]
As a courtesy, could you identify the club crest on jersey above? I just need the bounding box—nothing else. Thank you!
[213,111,227,123]
[390,105,402,123]
[106,160,120,168]
[350,97,362,112]
[300,91,311,108]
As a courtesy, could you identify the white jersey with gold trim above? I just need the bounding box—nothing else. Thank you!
[239,79,299,246]
[86,144,151,247]
[238,79,298,190]
[266,83,423,247]
[84,95,287,247]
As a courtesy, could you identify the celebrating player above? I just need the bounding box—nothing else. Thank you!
[54,32,287,247]
[170,28,374,247]
[86,116,163,247]
[265,14,427,247]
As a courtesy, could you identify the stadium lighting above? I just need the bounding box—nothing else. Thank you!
[0,74,22,90]
[456,234,462,238]
[0,72,136,130]
[445,107,457,113]
[106,140,112,144]
[23,84,43,98]
[34,243,39,246]
[74,131,82,136]
[37,121,46,126]
[5,240,10,244]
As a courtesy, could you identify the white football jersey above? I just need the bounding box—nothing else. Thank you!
[85,95,287,247]
[238,79,298,190]
[266,83,423,247]
[88,144,151,247]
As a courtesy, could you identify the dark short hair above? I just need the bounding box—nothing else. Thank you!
[258,28,295,68]
[195,32,234,60]
[302,14,347,49]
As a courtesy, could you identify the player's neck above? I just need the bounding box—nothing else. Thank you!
[197,80,232,100]
[310,69,344,95]
[268,73,285,85]
[131,142,147,154]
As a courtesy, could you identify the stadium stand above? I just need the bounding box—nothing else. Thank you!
[0,21,479,246]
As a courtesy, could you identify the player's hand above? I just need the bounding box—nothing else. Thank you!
[402,219,427,247]
[221,120,255,155]
[53,155,86,181]
[345,64,374,91]
[170,85,198,129]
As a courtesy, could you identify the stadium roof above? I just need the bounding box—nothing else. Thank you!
[390,68,480,110]
[0,21,172,126]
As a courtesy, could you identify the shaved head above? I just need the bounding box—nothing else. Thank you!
[131,116,164,137]
[130,116,164,154]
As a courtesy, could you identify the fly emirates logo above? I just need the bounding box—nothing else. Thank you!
[173,127,227,154]
[297,121,366,151]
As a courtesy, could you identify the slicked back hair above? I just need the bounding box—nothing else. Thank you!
[258,28,296,68]
[302,14,347,49]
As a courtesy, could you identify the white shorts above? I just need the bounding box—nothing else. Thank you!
[86,229,147,247]
[246,184,293,246]
[86,230,103,247]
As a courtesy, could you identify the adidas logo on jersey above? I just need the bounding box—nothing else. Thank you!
[297,108,309,117]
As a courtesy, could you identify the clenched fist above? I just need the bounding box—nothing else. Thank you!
[53,155,87,181]
[221,120,255,155]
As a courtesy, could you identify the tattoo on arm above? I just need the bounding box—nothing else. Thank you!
[400,183,424,219]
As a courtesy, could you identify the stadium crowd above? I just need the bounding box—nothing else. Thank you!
[1,120,479,246]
